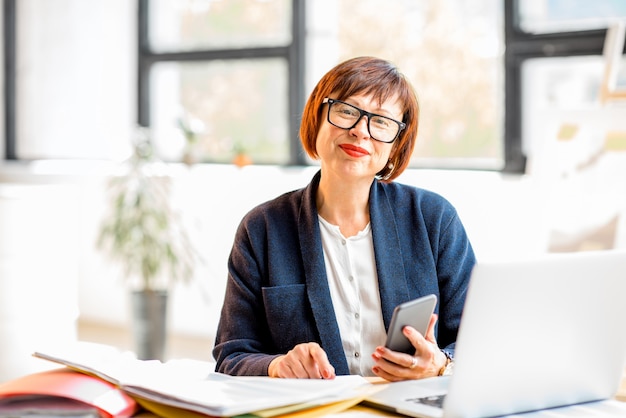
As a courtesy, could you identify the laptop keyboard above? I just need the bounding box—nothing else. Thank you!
[405,394,446,409]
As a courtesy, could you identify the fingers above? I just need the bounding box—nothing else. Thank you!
[371,315,441,381]
[424,313,438,343]
[372,361,407,382]
[311,345,336,379]
[269,343,336,379]
[371,348,421,381]
[403,314,438,356]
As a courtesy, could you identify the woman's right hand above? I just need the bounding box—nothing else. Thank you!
[268,342,336,379]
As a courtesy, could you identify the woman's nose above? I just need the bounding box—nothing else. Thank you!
[350,115,370,139]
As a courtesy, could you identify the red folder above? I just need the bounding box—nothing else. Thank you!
[0,367,139,418]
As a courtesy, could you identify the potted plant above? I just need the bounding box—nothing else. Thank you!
[177,111,205,166]
[97,127,196,360]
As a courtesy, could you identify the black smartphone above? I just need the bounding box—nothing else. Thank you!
[385,294,437,354]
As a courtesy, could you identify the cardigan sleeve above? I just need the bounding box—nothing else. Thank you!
[376,180,476,358]
[212,185,325,375]
[434,207,476,355]
[212,213,281,376]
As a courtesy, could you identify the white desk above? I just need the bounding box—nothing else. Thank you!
[133,368,626,417]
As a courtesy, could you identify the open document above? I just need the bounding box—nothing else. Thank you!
[33,342,377,417]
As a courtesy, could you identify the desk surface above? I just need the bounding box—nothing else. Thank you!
[134,369,626,417]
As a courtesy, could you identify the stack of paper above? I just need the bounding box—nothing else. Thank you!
[32,342,378,417]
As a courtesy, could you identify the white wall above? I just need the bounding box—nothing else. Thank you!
[0,181,80,381]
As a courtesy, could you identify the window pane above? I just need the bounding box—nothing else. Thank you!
[518,0,626,34]
[16,0,135,161]
[151,59,289,165]
[307,0,504,169]
[149,0,292,52]
[521,55,626,172]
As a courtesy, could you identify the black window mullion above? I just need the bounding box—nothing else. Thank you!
[140,46,291,63]
[137,0,150,128]
[289,0,306,165]
[4,0,16,160]
[507,31,607,58]
[503,0,525,173]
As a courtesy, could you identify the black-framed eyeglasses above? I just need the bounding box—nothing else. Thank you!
[322,98,406,143]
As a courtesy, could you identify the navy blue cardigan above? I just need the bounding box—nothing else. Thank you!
[213,171,476,376]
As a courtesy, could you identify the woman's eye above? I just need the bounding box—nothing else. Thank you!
[337,107,358,118]
[371,116,391,128]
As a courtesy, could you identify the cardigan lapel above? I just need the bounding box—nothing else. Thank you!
[369,181,411,329]
[297,171,350,375]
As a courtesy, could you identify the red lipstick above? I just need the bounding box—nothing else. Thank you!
[339,143,369,158]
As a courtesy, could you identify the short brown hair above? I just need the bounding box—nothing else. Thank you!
[299,56,419,182]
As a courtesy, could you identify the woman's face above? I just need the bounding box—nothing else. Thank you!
[315,92,403,182]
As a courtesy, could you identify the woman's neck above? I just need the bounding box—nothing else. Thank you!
[316,173,373,237]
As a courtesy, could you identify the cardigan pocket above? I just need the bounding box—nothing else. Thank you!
[262,284,317,351]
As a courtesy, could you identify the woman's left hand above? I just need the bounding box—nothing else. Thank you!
[371,314,448,381]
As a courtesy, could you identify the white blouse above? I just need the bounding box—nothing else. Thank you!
[318,215,387,376]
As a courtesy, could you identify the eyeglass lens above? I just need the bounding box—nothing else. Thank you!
[327,100,401,143]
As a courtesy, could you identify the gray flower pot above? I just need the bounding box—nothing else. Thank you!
[131,289,168,360]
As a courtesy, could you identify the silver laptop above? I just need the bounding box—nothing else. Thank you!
[364,249,626,418]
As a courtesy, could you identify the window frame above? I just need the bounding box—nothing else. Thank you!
[503,0,619,173]
[136,0,307,165]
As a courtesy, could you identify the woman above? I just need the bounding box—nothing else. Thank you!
[213,56,476,381]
